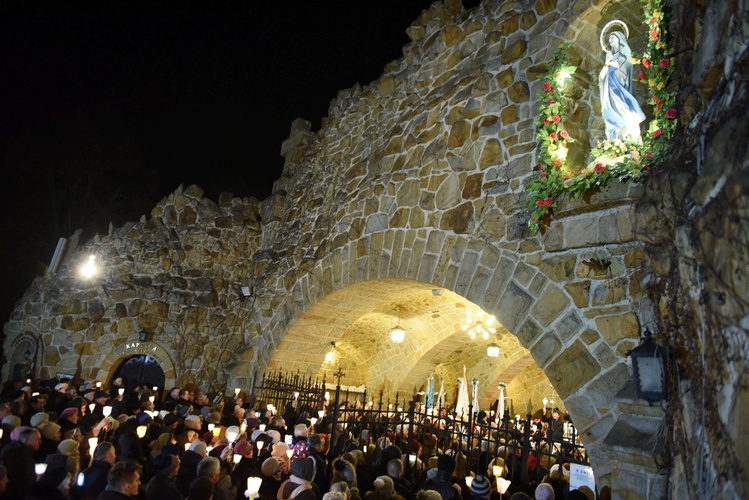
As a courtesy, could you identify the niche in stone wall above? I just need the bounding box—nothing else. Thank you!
[562,0,650,170]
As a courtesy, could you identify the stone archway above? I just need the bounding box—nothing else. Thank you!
[3,330,42,381]
[98,340,177,391]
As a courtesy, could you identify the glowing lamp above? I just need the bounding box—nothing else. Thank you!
[390,326,406,343]
[487,343,500,358]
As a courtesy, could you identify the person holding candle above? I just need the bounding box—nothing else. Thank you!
[0,427,40,498]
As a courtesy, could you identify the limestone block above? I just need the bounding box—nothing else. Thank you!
[500,38,527,65]
[440,202,474,234]
[497,281,533,332]
[546,340,601,399]
[435,175,462,210]
[530,330,562,366]
[60,315,91,332]
[595,312,640,348]
[591,278,628,306]
[556,311,583,343]
[564,281,590,308]
[531,284,570,327]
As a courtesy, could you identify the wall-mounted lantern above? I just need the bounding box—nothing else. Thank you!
[629,329,666,403]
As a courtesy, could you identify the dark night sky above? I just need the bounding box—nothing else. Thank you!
[0,1,480,327]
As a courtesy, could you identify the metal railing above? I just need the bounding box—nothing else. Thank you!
[251,370,588,486]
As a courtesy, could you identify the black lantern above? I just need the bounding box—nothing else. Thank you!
[629,330,665,403]
[139,330,148,342]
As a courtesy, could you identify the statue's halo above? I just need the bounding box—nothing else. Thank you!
[601,20,629,51]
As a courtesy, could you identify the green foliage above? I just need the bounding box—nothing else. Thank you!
[526,0,676,233]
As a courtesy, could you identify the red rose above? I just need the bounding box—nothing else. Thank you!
[547,100,557,105]
[552,159,562,168]
[549,132,558,140]
[660,58,670,69]
[537,163,545,171]
[560,130,569,139]
[651,29,658,40]
[645,152,653,161]
[543,82,552,92]
[543,197,553,206]
[638,71,645,81]
[665,108,677,119]
[544,117,551,124]
[536,199,545,207]
[651,16,658,25]
[539,172,547,179]
[652,128,664,139]
[642,59,651,69]
[552,115,561,123]
[593,162,606,174]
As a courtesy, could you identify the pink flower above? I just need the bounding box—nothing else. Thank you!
[560,130,569,139]
[539,172,548,179]
[642,59,651,69]
[552,115,561,123]
[665,108,677,119]
[660,58,670,69]
[549,132,558,140]
[543,82,552,92]
[593,162,606,174]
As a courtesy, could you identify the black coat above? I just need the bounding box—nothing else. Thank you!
[78,459,112,500]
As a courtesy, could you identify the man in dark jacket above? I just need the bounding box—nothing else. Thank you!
[77,441,116,499]
[423,454,461,500]
[96,461,142,499]
[145,453,182,500]
[0,427,41,499]
[307,434,330,494]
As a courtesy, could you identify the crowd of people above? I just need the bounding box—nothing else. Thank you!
[0,377,598,500]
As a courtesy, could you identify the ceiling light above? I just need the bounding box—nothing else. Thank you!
[462,310,497,340]
[487,343,500,357]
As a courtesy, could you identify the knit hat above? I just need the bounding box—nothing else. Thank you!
[535,483,555,500]
[234,439,253,457]
[150,432,172,451]
[470,475,491,499]
[154,453,180,476]
[291,456,315,481]
[93,390,109,400]
[374,475,394,496]
[206,411,222,424]
[163,413,180,426]
[437,454,456,474]
[60,408,78,419]
[55,382,69,392]
[2,415,21,429]
[41,422,62,439]
[30,412,49,428]
[188,440,207,456]
[261,456,284,477]
[184,414,201,430]
[332,457,356,485]
[271,442,290,459]
[10,425,30,441]
[58,438,80,456]
[189,476,215,500]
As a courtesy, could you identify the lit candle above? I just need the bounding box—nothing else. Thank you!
[247,477,262,499]
[137,426,147,439]
[118,388,125,395]
[96,382,101,388]
[35,463,47,476]
[234,388,240,397]
[208,423,215,432]
[102,406,112,417]
[233,453,242,464]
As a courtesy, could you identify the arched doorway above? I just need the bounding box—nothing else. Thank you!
[111,355,166,398]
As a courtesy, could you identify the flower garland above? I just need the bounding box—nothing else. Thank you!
[526,0,675,234]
